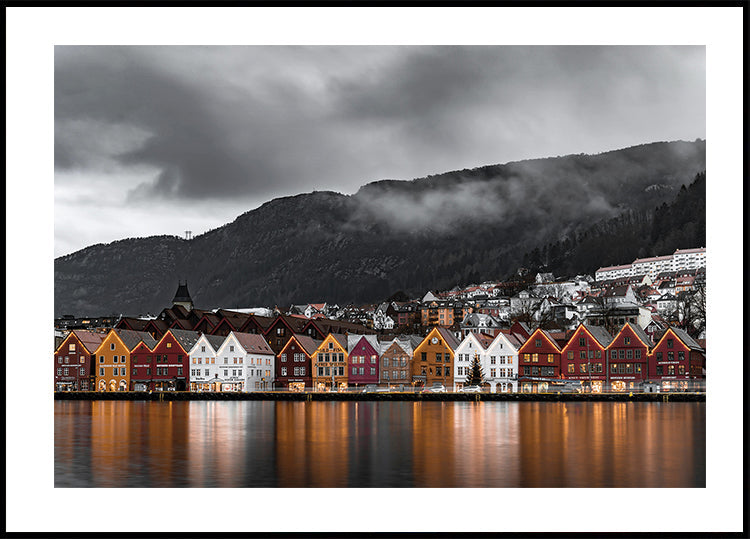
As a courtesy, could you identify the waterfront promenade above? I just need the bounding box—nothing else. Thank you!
[54,391,705,402]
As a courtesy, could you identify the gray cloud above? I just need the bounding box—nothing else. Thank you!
[54,45,705,254]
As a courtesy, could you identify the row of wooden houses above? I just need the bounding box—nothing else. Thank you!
[54,318,706,394]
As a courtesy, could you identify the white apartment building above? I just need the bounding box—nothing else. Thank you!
[596,247,706,281]
[484,332,523,393]
[217,331,275,392]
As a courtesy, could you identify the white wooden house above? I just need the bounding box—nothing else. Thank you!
[188,334,226,392]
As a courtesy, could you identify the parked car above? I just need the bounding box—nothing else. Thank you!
[461,385,482,393]
[376,387,391,393]
[426,384,446,393]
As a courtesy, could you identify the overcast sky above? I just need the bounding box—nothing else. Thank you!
[54,45,705,257]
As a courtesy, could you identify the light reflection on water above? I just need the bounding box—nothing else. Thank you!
[54,400,705,488]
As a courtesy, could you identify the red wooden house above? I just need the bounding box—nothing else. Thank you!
[517,328,564,393]
[560,324,612,393]
[54,330,106,391]
[136,329,200,391]
[648,327,705,391]
[605,322,652,392]
[275,334,320,391]
[130,338,156,391]
[347,335,380,389]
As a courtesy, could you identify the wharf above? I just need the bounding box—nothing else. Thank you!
[54,391,705,402]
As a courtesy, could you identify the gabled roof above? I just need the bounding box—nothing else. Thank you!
[115,317,151,332]
[623,322,653,348]
[231,332,274,355]
[112,328,158,351]
[165,329,201,353]
[522,328,563,352]
[668,327,703,351]
[169,318,193,330]
[61,330,107,354]
[287,334,322,356]
[582,324,613,349]
[347,334,379,353]
[435,326,460,351]
[197,333,225,352]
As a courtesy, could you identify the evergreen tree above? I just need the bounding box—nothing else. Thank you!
[465,353,485,386]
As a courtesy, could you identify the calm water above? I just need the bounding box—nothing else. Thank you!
[55,400,705,488]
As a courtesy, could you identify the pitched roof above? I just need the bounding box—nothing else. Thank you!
[202,334,226,351]
[66,330,107,354]
[291,334,322,356]
[625,322,653,347]
[232,332,274,355]
[435,326,460,351]
[669,327,703,351]
[582,324,613,348]
[347,334,379,353]
[113,328,157,351]
[167,329,201,353]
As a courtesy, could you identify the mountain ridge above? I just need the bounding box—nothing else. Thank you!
[55,140,706,317]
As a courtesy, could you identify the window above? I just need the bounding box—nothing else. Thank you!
[384,358,390,367]
[281,367,287,376]
[110,343,115,350]
[656,365,663,375]
[300,367,305,376]
[147,368,151,375]
[201,346,206,352]
[371,368,376,376]
[678,351,685,361]
[436,353,442,362]
[457,367,463,376]
[635,364,642,373]
[177,368,183,376]
[610,364,617,373]
[224,370,228,376]
[490,368,496,378]
[80,368,85,376]
[626,364,633,374]
[56,368,62,375]
[667,365,675,375]
[667,339,673,348]
[166,342,172,349]
[580,351,586,360]
[277,328,284,335]
[435,366,442,376]
[667,351,674,361]
[384,371,390,380]
[99,368,104,376]
[532,354,538,363]
[113,356,118,363]
[230,345,234,352]
[318,367,325,376]
[678,365,685,375]
[57,357,62,364]
[391,370,396,378]
[623,336,630,345]
[656,352,663,361]
[567,351,574,360]
[626,350,633,360]
[579,337,586,347]
[547,355,554,363]
[69,343,76,353]
[523,366,530,375]
[401,370,406,378]
[635,349,641,359]
[535,339,542,347]
[132,368,137,375]
[281,353,287,362]
[99,356,104,363]
[370,355,376,364]
[579,364,587,374]
[568,364,575,374]
[325,367,330,376]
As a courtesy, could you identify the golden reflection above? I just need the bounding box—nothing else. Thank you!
[56,401,705,488]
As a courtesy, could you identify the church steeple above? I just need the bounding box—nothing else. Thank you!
[172,280,193,311]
